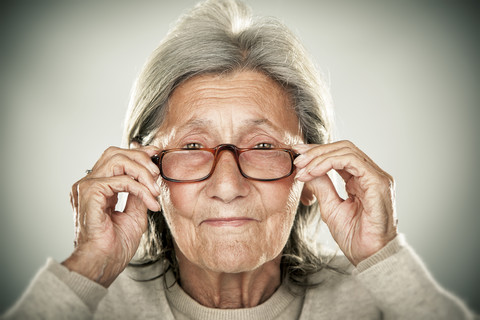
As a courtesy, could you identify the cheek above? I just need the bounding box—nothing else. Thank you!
[263,178,303,243]
[159,181,201,218]
[260,177,302,215]
[158,181,201,254]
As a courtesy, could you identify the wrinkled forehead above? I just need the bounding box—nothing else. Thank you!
[154,71,302,146]
[166,71,297,124]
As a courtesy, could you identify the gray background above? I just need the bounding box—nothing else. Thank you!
[1,0,479,314]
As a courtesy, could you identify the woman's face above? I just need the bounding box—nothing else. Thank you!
[154,70,304,273]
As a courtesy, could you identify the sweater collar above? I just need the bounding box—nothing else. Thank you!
[163,270,303,320]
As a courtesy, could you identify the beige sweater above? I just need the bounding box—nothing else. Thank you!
[2,235,476,319]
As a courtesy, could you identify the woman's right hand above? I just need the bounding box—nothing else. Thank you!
[62,146,161,287]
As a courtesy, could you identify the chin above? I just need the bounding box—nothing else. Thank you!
[199,241,271,274]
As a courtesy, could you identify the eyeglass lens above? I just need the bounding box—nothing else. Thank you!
[161,148,293,181]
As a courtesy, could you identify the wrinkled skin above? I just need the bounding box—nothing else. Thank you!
[64,70,397,308]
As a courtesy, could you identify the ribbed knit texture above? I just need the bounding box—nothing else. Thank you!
[165,271,303,320]
[354,234,405,274]
[3,235,476,319]
[47,258,108,313]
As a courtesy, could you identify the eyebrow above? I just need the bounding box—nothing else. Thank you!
[176,118,278,132]
[240,118,281,133]
[243,118,269,126]
[180,118,213,130]
[171,117,286,144]
[172,119,215,138]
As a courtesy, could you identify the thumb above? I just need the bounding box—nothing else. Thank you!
[123,193,150,222]
[301,174,342,221]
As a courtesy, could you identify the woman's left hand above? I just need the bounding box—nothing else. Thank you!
[293,140,398,266]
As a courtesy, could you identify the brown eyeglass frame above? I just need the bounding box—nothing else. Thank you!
[151,144,299,183]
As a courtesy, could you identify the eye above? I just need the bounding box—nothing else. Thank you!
[254,142,274,149]
[184,142,204,149]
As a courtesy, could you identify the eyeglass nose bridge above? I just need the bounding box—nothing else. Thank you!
[209,144,248,179]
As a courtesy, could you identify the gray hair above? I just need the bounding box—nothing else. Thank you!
[124,0,334,287]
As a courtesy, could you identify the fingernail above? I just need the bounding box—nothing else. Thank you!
[295,168,306,180]
[150,163,160,175]
[293,154,306,165]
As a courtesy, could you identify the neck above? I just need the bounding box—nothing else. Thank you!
[176,251,282,309]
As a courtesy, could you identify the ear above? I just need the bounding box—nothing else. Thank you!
[129,140,142,149]
[300,183,317,206]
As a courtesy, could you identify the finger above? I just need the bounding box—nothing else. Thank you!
[79,176,161,213]
[90,154,160,196]
[300,153,395,209]
[294,140,381,171]
[124,146,161,173]
[293,144,353,169]
[295,146,354,173]
[70,183,80,247]
[293,145,353,185]
[106,193,119,211]
[336,169,353,184]
[303,174,343,218]
[93,146,160,177]
[121,193,151,233]
[294,142,391,194]
[110,193,149,235]
[70,183,78,212]
[70,180,82,213]
[123,192,147,214]
[106,176,160,212]
[296,152,376,182]
[134,145,162,156]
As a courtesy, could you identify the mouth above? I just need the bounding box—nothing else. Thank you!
[201,217,257,227]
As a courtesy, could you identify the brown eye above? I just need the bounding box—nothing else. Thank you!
[184,143,203,149]
[254,143,274,149]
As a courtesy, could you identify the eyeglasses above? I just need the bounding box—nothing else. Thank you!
[151,144,299,182]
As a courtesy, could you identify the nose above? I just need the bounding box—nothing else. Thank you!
[204,150,250,203]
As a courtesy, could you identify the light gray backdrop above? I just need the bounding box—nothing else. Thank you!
[1,0,479,314]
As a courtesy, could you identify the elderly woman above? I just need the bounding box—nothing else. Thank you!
[4,0,475,319]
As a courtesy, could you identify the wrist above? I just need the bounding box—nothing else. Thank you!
[355,234,403,273]
[62,246,126,288]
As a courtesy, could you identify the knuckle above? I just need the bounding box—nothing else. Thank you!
[103,146,120,157]
[123,180,140,196]
[343,140,362,154]
[374,174,393,190]
[110,153,127,162]
[385,174,395,188]
[110,161,126,176]
[72,177,90,194]
[133,150,151,163]
[339,147,354,156]
[379,175,390,186]
[344,152,358,161]
[71,180,80,194]
[76,180,86,194]
[76,179,93,195]
[108,154,130,173]
[339,140,355,148]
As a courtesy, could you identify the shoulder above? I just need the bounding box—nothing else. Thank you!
[299,253,382,319]
[95,261,175,319]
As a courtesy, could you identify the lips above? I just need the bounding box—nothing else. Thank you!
[201,217,256,227]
